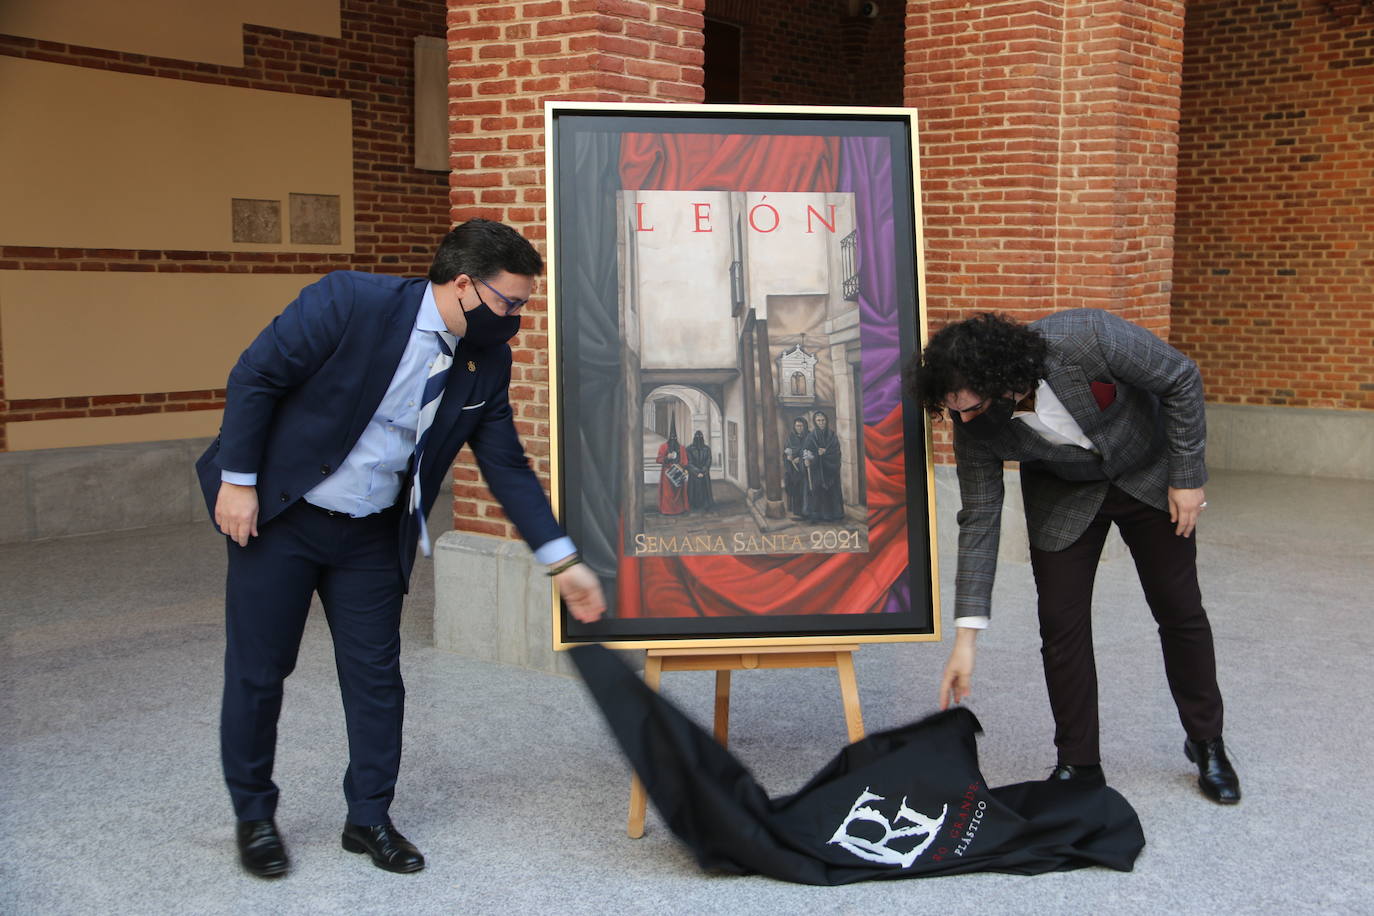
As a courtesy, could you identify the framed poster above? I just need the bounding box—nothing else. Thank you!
[546,102,938,650]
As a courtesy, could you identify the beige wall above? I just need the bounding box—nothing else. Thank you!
[0,0,339,67]
[0,271,322,399]
[0,0,354,451]
[0,57,353,253]
[6,411,226,451]
[1,271,324,450]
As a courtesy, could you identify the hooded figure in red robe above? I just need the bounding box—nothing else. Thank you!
[656,416,689,516]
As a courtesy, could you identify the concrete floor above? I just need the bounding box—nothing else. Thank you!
[1,469,1371,915]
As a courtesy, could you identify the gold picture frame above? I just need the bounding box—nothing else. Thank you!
[546,101,938,651]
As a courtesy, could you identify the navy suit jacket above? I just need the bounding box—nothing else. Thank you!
[196,271,564,587]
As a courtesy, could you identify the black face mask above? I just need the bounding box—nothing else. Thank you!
[460,300,521,347]
[952,397,1016,440]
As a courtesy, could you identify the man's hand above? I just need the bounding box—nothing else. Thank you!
[554,562,606,623]
[215,482,259,547]
[938,628,979,710]
[1168,486,1206,537]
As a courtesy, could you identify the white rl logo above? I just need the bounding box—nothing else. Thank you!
[827,787,947,868]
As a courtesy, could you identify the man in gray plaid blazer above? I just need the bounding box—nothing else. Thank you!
[911,308,1240,804]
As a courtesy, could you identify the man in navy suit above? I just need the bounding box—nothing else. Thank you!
[197,219,605,878]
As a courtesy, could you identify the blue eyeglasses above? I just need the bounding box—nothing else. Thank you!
[474,277,529,316]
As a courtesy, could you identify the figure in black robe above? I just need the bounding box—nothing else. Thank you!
[803,411,845,522]
[782,416,811,519]
[686,430,714,512]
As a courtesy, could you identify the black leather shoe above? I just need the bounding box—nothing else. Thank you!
[341,821,425,873]
[236,819,288,878]
[1047,763,1106,787]
[1184,737,1241,804]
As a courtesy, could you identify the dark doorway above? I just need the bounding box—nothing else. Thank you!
[703,18,742,103]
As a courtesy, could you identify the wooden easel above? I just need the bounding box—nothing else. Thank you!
[626,643,864,838]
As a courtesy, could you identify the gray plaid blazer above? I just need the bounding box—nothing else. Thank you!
[951,308,1208,619]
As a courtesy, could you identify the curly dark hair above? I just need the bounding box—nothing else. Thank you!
[904,312,1048,417]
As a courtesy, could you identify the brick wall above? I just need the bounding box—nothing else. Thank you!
[706,0,905,106]
[904,0,1187,459]
[445,0,706,540]
[0,0,451,450]
[1173,0,1374,410]
[905,0,1186,331]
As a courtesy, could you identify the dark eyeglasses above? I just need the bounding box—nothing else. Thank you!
[475,277,529,316]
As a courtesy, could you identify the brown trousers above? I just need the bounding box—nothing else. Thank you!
[1029,485,1225,765]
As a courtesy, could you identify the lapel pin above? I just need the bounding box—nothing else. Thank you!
[467,360,476,372]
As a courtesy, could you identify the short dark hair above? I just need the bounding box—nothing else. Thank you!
[428,218,543,284]
[906,312,1047,417]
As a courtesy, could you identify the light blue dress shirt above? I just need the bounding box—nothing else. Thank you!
[223,283,574,565]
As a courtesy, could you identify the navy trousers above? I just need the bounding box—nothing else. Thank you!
[1029,485,1224,766]
[221,500,405,825]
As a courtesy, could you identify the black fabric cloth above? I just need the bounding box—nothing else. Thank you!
[571,645,1144,884]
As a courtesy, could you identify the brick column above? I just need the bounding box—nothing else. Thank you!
[905,0,1186,335]
[1174,1,1374,411]
[446,0,704,538]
